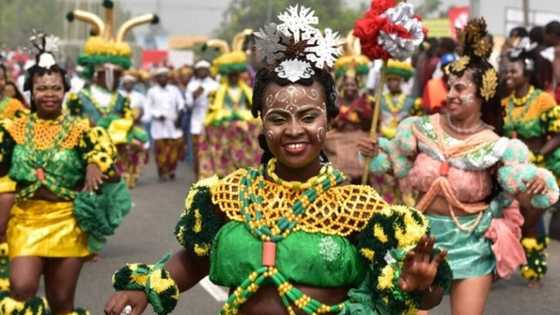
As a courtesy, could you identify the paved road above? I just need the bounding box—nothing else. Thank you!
[73,161,560,314]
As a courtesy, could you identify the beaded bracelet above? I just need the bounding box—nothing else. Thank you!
[112,254,180,315]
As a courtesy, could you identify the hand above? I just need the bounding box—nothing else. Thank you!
[105,291,148,315]
[399,236,447,292]
[82,164,107,192]
[526,177,548,195]
[193,87,204,99]
[356,137,378,159]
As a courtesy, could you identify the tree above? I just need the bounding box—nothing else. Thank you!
[214,0,366,41]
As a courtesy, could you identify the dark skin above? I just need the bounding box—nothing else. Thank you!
[0,71,108,314]
[94,64,123,92]
[105,81,446,315]
[0,67,7,99]
[192,67,211,100]
[386,76,403,95]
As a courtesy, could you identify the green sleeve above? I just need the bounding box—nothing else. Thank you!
[353,205,452,313]
[175,176,226,257]
[78,126,118,174]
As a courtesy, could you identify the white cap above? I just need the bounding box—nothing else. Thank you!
[194,60,211,69]
[121,74,137,82]
[152,66,170,76]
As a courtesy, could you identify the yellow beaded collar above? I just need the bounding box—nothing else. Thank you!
[4,114,89,149]
[211,168,388,237]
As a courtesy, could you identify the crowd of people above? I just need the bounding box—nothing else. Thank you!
[0,0,560,314]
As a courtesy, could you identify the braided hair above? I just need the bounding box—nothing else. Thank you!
[252,66,339,165]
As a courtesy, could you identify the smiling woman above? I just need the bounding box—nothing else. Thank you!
[0,33,131,315]
[106,5,452,315]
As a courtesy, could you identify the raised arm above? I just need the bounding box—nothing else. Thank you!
[105,177,226,315]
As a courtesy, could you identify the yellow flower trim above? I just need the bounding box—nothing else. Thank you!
[522,237,546,252]
[194,243,210,256]
[147,270,180,299]
[374,224,388,243]
[377,265,395,290]
[0,278,9,291]
[0,242,8,256]
[0,296,25,314]
[360,248,375,262]
[193,209,203,233]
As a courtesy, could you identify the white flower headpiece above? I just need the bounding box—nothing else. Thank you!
[509,37,538,70]
[255,5,343,82]
[29,31,60,70]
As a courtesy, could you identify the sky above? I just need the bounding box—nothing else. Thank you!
[120,0,470,38]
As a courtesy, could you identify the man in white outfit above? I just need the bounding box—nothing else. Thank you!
[145,67,185,181]
[185,60,219,177]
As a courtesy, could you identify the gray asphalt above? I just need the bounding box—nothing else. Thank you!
[70,160,559,315]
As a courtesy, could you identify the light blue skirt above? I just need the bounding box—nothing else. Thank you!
[427,213,495,279]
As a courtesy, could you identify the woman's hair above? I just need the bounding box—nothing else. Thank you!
[252,66,339,164]
[0,64,7,80]
[4,81,27,106]
[507,42,548,90]
[24,64,70,112]
[447,19,503,134]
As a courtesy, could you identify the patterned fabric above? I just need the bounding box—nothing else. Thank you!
[197,120,262,179]
[154,138,184,178]
[116,143,148,188]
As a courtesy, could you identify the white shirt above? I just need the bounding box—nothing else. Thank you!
[145,84,185,139]
[186,76,219,135]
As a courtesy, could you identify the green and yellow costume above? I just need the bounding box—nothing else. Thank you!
[0,113,131,314]
[65,0,155,186]
[502,86,560,281]
[113,160,451,315]
[197,32,262,179]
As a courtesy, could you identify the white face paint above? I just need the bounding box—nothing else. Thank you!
[263,85,325,119]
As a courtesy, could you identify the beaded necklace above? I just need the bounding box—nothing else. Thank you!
[221,159,349,315]
[384,93,407,113]
[505,86,540,134]
[511,85,535,107]
[82,87,119,117]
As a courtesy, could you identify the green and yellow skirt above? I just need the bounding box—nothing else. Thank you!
[7,200,90,258]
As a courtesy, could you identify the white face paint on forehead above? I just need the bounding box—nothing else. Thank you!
[264,85,325,115]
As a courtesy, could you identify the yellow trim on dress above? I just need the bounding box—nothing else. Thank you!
[7,200,90,258]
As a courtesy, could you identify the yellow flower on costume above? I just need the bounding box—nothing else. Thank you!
[522,238,542,251]
[194,243,210,256]
[378,265,395,290]
[374,224,388,243]
[360,248,375,262]
[193,209,203,233]
[0,296,25,314]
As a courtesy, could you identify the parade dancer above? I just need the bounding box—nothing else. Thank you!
[364,18,559,314]
[379,59,421,139]
[502,37,560,286]
[196,30,261,179]
[324,33,373,184]
[104,6,452,315]
[65,0,157,186]
[119,71,149,188]
[0,33,131,315]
